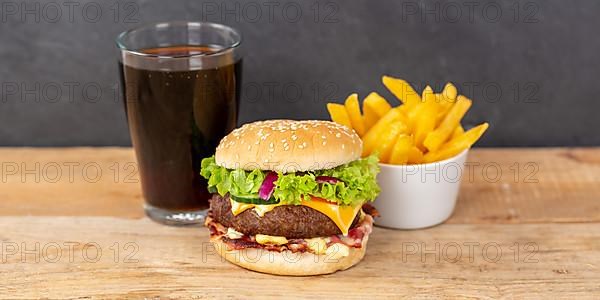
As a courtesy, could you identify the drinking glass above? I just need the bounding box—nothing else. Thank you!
[116,22,242,225]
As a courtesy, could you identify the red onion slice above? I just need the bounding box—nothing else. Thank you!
[258,172,278,200]
[315,176,341,184]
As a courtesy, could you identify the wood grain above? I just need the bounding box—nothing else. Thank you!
[0,217,598,299]
[450,148,600,224]
[1,147,599,224]
[0,147,144,218]
[1,147,599,298]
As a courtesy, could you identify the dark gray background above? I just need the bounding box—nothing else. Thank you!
[0,0,597,147]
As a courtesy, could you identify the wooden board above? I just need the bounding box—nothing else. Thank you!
[1,218,599,299]
[1,147,599,298]
[1,147,599,223]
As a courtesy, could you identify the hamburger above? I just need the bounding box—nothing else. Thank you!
[200,120,380,275]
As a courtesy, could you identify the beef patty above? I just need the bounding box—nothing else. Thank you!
[209,194,360,239]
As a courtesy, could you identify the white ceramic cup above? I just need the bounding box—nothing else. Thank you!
[373,150,469,229]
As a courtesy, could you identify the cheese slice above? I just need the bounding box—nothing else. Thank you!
[229,198,361,236]
[230,199,284,217]
[300,199,362,236]
[230,200,256,216]
[255,234,288,245]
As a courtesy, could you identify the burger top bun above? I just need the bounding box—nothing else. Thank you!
[215,120,362,172]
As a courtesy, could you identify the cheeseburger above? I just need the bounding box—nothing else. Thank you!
[200,120,380,275]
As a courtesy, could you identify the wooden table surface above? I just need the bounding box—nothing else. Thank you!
[1,147,599,299]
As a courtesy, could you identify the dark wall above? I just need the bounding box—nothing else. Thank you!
[0,0,598,147]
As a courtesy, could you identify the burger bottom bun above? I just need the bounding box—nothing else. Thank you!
[209,234,369,276]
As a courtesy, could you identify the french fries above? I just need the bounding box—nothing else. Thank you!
[442,82,458,100]
[423,95,472,152]
[326,103,352,128]
[363,92,392,130]
[326,76,488,165]
[373,122,406,163]
[389,135,412,164]
[407,146,424,164]
[344,93,366,136]
[436,83,458,124]
[361,108,405,157]
[422,85,434,100]
[452,124,465,139]
[423,123,489,163]
[382,76,421,110]
[413,87,439,150]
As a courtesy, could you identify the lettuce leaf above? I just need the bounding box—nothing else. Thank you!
[201,157,265,197]
[200,155,380,206]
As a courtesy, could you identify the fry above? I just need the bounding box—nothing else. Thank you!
[364,92,392,116]
[424,95,472,152]
[436,83,458,122]
[389,134,412,165]
[363,92,392,130]
[413,92,439,150]
[407,86,437,133]
[326,103,352,128]
[422,85,434,100]
[442,82,458,100]
[344,93,366,136]
[362,108,405,156]
[423,123,489,163]
[452,124,464,139]
[363,111,379,132]
[382,76,421,110]
[436,93,455,119]
[373,122,405,163]
[407,146,424,164]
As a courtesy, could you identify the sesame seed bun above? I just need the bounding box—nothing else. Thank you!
[215,120,362,172]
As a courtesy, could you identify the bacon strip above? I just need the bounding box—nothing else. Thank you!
[362,203,380,218]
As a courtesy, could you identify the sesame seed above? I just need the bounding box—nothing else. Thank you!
[335,133,341,138]
[322,141,327,145]
[269,142,274,148]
